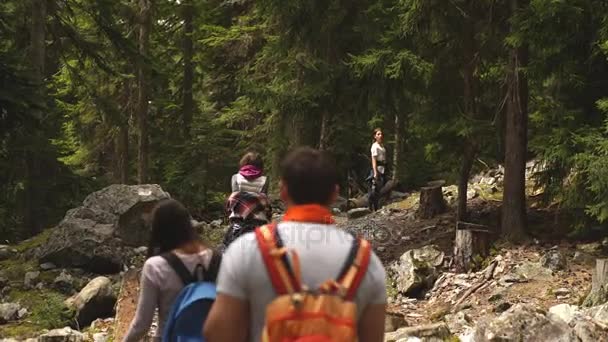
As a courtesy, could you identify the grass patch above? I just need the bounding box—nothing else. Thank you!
[0,258,37,282]
[7,288,74,330]
[14,228,53,253]
[388,193,420,211]
[0,322,43,339]
[200,227,225,249]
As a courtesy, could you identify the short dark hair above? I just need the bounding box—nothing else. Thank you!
[146,199,199,258]
[240,151,264,170]
[280,147,339,205]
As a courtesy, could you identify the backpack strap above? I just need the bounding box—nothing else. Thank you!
[255,223,301,295]
[203,250,222,282]
[336,237,372,301]
[161,252,194,285]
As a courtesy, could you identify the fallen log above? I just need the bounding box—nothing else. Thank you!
[347,179,398,209]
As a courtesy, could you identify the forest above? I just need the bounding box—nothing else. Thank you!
[2,0,608,243]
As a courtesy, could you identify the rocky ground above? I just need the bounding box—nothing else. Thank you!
[2,162,608,341]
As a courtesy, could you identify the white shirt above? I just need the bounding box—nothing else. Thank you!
[217,222,387,342]
[371,142,386,174]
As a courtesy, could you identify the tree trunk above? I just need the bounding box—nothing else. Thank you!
[182,0,194,138]
[457,145,475,221]
[348,180,397,209]
[23,0,47,237]
[502,0,529,242]
[417,183,446,219]
[392,113,402,182]
[454,222,491,272]
[318,110,330,150]
[136,0,152,184]
[458,9,478,222]
[583,259,608,307]
[118,124,129,184]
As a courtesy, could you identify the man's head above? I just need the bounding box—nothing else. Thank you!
[280,147,339,206]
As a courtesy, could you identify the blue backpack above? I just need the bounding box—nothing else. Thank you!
[160,251,221,342]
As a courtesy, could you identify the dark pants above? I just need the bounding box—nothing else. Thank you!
[367,171,386,212]
[221,219,267,252]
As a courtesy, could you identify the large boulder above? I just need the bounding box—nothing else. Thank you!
[0,302,21,324]
[473,304,579,342]
[39,327,85,342]
[64,276,116,328]
[33,184,170,273]
[392,245,444,297]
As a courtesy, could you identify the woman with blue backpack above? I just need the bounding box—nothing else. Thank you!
[123,199,220,342]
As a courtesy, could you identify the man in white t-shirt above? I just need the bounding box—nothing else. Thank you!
[203,147,387,342]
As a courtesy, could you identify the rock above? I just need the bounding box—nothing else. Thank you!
[33,184,170,274]
[134,246,148,254]
[444,311,473,333]
[578,242,602,254]
[548,304,581,324]
[573,251,596,265]
[541,250,568,272]
[347,208,372,219]
[92,333,108,342]
[39,327,85,342]
[494,302,512,313]
[65,276,116,328]
[53,270,75,294]
[466,189,478,200]
[0,302,20,323]
[511,261,553,281]
[554,288,571,297]
[385,313,408,332]
[0,245,15,261]
[40,262,57,271]
[17,307,27,319]
[392,245,444,297]
[210,219,222,228]
[474,304,578,342]
[586,302,608,325]
[24,271,40,289]
[572,317,608,342]
[385,323,451,342]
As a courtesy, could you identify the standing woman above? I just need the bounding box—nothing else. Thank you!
[368,128,387,211]
[123,199,217,342]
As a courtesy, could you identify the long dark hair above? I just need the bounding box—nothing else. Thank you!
[146,199,199,258]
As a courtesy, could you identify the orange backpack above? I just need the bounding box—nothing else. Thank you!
[254,223,372,342]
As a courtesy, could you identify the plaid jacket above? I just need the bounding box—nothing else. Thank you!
[225,191,272,223]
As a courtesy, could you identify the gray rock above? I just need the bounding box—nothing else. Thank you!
[0,302,20,323]
[53,270,75,294]
[65,276,116,328]
[0,245,15,261]
[548,304,581,324]
[39,327,85,342]
[578,242,602,254]
[40,262,57,271]
[586,302,608,325]
[134,246,148,254]
[474,303,578,342]
[17,307,27,319]
[33,184,170,274]
[24,271,40,289]
[572,317,608,342]
[385,323,451,342]
[541,250,568,272]
[511,261,554,281]
[392,245,444,297]
[573,251,596,265]
[385,313,408,332]
[92,333,108,342]
[444,311,473,333]
[347,208,372,219]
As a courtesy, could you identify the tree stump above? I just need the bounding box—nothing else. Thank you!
[416,181,446,219]
[453,222,491,272]
[583,259,608,307]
